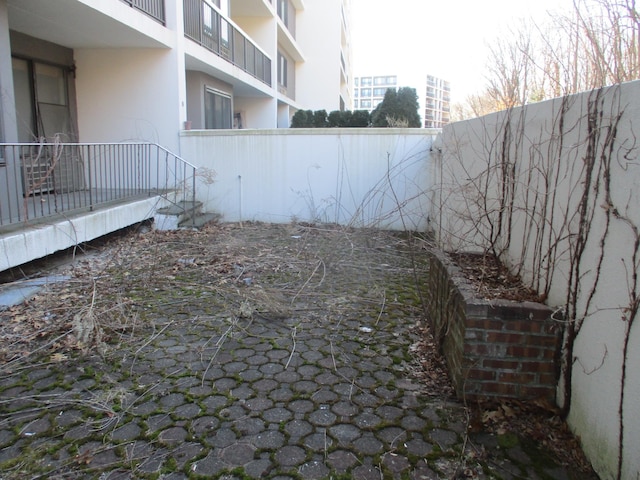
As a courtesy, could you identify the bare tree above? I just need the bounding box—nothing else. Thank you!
[453,0,640,119]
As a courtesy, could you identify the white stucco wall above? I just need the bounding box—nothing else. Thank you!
[432,80,640,480]
[180,128,435,230]
[74,48,184,153]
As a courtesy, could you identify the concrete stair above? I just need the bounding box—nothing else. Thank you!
[154,201,220,230]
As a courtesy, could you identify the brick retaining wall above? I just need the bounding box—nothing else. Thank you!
[426,249,563,402]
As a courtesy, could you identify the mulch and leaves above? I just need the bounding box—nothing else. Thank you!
[448,252,543,302]
[0,222,597,478]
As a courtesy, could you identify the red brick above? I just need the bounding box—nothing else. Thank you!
[464,343,504,357]
[486,332,528,344]
[465,317,504,331]
[538,373,559,385]
[482,359,520,370]
[498,372,536,383]
[506,345,542,358]
[503,320,545,333]
[540,348,558,360]
[466,368,496,381]
[520,361,556,373]
[528,334,560,347]
[478,382,519,396]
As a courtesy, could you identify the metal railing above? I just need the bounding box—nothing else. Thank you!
[120,0,166,24]
[0,142,196,227]
[183,0,272,86]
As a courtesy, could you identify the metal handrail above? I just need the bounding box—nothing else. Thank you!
[0,142,196,228]
[120,0,166,25]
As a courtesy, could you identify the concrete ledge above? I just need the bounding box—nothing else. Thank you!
[0,196,169,272]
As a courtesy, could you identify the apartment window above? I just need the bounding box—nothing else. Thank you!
[353,100,359,108]
[373,88,387,97]
[360,77,372,86]
[360,99,371,108]
[354,89,359,98]
[278,0,289,26]
[360,88,371,97]
[374,76,396,85]
[205,88,232,129]
[277,51,288,88]
[12,57,73,142]
[355,78,360,86]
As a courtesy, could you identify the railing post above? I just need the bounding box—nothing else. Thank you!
[87,145,94,211]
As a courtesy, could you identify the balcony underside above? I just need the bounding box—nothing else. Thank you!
[7,0,169,49]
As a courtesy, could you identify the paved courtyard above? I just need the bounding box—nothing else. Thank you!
[0,223,593,479]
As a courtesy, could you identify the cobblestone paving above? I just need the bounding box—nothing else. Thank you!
[0,224,585,479]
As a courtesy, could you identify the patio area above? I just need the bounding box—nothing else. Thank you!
[0,223,595,479]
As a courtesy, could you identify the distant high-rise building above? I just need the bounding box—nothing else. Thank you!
[353,73,450,128]
[353,75,398,112]
[424,75,451,128]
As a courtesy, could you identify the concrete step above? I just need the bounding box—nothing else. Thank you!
[156,200,203,217]
[155,200,204,231]
[179,212,222,229]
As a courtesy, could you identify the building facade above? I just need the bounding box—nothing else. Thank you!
[424,74,450,128]
[353,73,450,128]
[353,74,397,112]
[0,0,353,155]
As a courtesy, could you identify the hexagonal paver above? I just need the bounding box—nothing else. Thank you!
[252,430,286,450]
[285,419,313,438]
[275,445,306,467]
[308,409,336,427]
[354,412,382,429]
[221,443,255,466]
[263,407,293,423]
[303,432,334,452]
[382,452,410,474]
[327,450,359,471]
[329,424,361,444]
[159,426,187,445]
[353,435,384,455]
[298,459,330,479]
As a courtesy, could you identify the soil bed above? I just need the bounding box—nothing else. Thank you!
[448,252,542,302]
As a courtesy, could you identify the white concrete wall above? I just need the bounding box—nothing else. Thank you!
[74,47,184,153]
[180,128,435,230]
[296,1,344,112]
[432,80,640,480]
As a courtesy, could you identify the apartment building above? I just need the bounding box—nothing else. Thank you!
[353,73,450,128]
[0,0,353,154]
[353,74,397,112]
[424,74,450,129]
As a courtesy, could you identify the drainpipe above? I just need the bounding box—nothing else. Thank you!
[238,174,243,228]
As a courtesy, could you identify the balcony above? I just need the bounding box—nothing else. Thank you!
[120,0,165,24]
[184,0,272,86]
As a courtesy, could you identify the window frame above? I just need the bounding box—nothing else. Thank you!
[204,87,232,129]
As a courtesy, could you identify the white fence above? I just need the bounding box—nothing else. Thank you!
[432,80,640,480]
[180,128,436,230]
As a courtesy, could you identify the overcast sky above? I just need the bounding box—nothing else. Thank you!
[351,0,574,103]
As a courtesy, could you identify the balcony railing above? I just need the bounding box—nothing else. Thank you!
[120,0,165,24]
[184,0,272,86]
[0,142,196,228]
